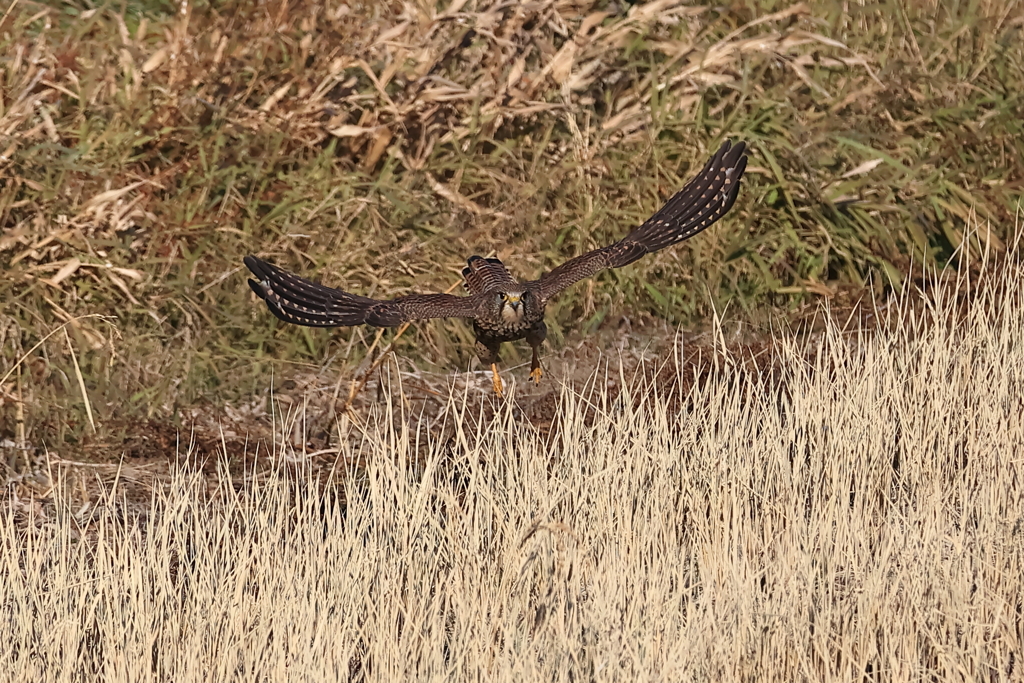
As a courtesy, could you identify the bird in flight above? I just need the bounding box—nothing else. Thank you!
[245,140,748,397]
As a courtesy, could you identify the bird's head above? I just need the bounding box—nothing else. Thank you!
[498,290,526,324]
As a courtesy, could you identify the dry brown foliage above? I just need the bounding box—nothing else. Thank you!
[1,1,1022,470]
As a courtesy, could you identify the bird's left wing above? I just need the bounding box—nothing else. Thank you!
[244,256,484,328]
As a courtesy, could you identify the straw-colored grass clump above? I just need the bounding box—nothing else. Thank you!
[4,253,1022,681]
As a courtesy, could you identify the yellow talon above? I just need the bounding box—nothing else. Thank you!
[491,363,504,397]
[530,366,544,385]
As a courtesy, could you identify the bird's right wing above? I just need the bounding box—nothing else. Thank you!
[244,256,483,328]
[534,140,747,302]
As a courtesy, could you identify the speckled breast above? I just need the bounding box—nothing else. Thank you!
[473,317,532,337]
[473,306,545,340]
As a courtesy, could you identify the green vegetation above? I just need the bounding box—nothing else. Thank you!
[1,0,1022,448]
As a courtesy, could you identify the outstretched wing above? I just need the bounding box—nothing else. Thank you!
[534,140,747,301]
[244,256,484,328]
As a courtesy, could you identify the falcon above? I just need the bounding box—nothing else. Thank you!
[245,140,748,396]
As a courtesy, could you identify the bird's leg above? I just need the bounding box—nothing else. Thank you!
[529,346,543,384]
[490,363,504,397]
[525,322,547,386]
[477,337,504,397]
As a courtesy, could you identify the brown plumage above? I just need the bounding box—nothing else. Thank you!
[245,140,748,395]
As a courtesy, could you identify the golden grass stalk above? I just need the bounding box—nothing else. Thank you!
[62,326,95,435]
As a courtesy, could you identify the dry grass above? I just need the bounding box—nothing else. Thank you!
[2,0,1023,452]
[3,239,1023,681]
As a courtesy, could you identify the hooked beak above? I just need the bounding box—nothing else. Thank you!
[504,294,521,311]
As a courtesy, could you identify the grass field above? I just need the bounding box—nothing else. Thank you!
[1,0,1022,450]
[3,249,1023,681]
[2,1,1024,679]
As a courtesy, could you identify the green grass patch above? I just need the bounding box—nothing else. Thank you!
[1,0,1022,447]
